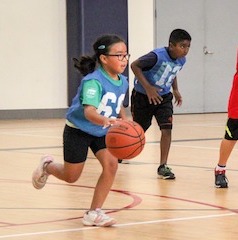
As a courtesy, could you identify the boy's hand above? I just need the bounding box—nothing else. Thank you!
[145,85,163,105]
[173,90,182,106]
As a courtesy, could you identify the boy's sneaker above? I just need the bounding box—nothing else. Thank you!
[32,155,53,189]
[82,208,116,227]
[157,164,175,179]
[215,169,228,188]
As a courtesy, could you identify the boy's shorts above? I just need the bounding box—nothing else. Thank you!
[63,124,106,163]
[224,118,238,140]
[131,89,173,131]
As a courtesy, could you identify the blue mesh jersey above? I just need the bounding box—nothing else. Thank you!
[66,67,128,137]
[134,47,186,96]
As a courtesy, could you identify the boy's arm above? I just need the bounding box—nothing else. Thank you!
[172,77,182,106]
[131,59,163,105]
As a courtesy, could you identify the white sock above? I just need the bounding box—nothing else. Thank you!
[216,165,226,171]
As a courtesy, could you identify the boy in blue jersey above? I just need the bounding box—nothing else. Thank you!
[32,35,130,226]
[131,29,191,180]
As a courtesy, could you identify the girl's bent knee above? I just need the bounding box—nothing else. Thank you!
[64,176,79,183]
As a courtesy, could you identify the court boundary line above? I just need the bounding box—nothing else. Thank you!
[0,212,235,239]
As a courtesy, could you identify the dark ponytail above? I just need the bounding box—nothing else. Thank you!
[73,56,96,76]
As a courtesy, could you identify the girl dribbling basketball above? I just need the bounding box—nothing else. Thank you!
[32,34,130,227]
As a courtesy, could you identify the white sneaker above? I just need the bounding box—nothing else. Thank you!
[32,155,53,189]
[82,208,116,227]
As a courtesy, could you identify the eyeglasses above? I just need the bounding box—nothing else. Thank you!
[104,53,130,61]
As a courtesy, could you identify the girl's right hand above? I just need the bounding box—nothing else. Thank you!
[103,118,120,129]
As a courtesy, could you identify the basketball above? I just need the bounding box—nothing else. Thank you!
[105,120,145,159]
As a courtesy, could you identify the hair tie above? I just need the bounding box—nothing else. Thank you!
[98,45,106,50]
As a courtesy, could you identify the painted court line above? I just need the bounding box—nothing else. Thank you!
[0,212,235,239]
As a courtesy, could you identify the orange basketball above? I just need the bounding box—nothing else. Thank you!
[105,120,145,159]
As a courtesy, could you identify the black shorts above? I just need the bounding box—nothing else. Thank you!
[224,118,238,140]
[63,124,106,163]
[131,89,173,131]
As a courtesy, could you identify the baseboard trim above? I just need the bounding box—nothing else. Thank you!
[0,109,67,120]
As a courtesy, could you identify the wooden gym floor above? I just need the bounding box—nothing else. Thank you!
[1,113,238,240]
